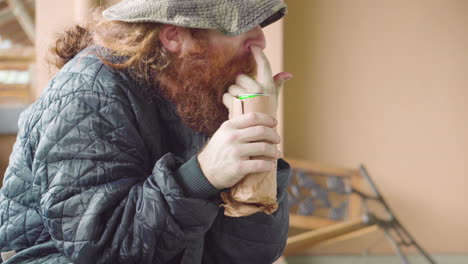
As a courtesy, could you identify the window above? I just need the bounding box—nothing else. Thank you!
[0,0,35,105]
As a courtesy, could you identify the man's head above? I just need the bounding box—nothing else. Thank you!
[154,25,265,136]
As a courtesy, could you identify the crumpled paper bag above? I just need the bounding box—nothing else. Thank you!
[220,95,278,217]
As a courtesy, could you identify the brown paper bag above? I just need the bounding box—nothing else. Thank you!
[220,95,278,217]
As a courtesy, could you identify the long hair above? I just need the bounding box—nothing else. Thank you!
[48,8,173,86]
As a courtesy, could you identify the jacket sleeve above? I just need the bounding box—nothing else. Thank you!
[34,78,219,263]
[202,159,291,264]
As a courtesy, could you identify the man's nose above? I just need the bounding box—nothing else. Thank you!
[244,25,266,51]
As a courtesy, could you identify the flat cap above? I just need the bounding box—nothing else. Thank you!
[103,0,287,36]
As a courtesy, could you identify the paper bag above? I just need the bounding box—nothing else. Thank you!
[220,95,278,217]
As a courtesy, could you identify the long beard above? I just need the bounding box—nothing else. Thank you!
[156,41,256,136]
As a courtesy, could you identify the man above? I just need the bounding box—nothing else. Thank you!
[0,0,292,263]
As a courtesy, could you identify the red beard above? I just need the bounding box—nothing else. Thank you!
[157,40,256,136]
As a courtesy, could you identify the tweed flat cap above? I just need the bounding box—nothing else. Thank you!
[102,0,287,36]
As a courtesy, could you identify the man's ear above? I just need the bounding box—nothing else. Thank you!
[159,25,186,53]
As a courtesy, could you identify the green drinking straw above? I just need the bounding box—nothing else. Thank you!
[238,94,265,100]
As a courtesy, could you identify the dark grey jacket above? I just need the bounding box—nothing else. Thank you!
[0,47,291,264]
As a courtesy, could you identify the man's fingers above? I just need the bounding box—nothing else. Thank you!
[239,159,276,175]
[235,74,263,94]
[238,142,280,159]
[223,93,233,110]
[273,72,293,88]
[251,45,275,89]
[225,112,277,129]
[237,125,281,144]
[228,84,247,97]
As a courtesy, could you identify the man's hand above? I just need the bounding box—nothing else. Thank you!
[223,45,293,119]
[198,112,281,189]
[198,45,292,189]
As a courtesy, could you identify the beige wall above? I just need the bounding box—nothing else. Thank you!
[36,0,76,96]
[284,0,468,254]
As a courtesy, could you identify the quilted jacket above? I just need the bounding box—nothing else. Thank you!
[0,47,291,264]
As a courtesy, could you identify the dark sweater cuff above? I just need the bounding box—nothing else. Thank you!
[174,155,221,199]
